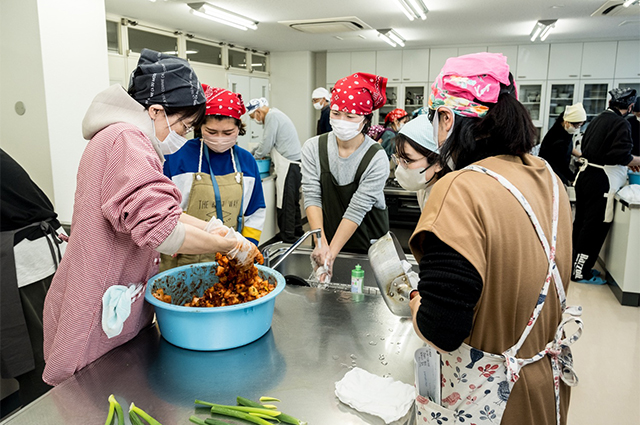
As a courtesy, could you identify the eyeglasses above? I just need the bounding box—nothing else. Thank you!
[173,119,194,135]
[391,154,418,169]
[569,122,584,128]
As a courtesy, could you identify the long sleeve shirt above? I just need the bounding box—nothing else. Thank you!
[582,109,634,166]
[164,140,266,245]
[253,108,302,161]
[301,132,389,226]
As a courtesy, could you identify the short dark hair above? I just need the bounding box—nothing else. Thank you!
[361,113,374,135]
[144,103,207,130]
[437,93,537,170]
[395,133,449,179]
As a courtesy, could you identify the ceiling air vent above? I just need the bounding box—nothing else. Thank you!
[279,17,371,34]
[591,1,640,16]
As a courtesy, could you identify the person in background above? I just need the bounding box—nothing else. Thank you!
[627,97,640,156]
[247,98,303,243]
[538,103,586,185]
[301,72,390,281]
[379,108,409,158]
[409,53,576,425]
[312,87,332,135]
[42,49,259,386]
[161,85,266,270]
[0,149,67,406]
[572,88,640,284]
[392,115,445,210]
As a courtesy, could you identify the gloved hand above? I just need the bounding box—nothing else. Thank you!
[311,245,333,284]
[225,228,262,269]
[401,260,419,290]
[204,217,231,237]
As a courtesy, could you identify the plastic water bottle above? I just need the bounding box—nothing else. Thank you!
[351,264,364,294]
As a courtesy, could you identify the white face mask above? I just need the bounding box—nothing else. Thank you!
[313,101,324,111]
[397,122,405,131]
[395,164,438,192]
[330,117,364,141]
[154,113,189,155]
[565,126,580,135]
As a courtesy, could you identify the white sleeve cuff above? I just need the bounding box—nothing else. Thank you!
[155,221,186,255]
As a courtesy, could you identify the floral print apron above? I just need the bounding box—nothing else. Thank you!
[416,162,583,425]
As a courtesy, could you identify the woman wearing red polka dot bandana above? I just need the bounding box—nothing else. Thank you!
[301,72,390,283]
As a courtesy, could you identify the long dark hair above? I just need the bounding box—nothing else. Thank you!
[196,115,247,137]
[438,93,537,170]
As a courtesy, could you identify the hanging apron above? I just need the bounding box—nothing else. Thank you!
[573,159,628,223]
[1,220,63,378]
[318,133,389,254]
[415,162,582,425]
[161,143,244,271]
[271,148,301,210]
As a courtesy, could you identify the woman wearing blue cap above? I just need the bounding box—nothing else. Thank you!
[392,115,445,210]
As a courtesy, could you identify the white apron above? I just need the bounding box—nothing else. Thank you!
[574,159,627,222]
[271,148,301,210]
[415,161,582,425]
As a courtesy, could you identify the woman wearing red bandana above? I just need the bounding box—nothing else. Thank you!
[161,85,266,270]
[301,73,390,282]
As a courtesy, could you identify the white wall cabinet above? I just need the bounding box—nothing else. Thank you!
[516,44,549,80]
[615,40,640,79]
[428,47,458,84]
[401,49,430,82]
[581,42,617,79]
[351,51,376,75]
[326,52,351,86]
[548,43,582,79]
[376,50,403,82]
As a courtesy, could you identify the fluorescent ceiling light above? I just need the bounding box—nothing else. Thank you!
[187,2,258,31]
[393,0,428,21]
[377,32,396,47]
[378,28,406,47]
[530,19,557,42]
[623,0,638,7]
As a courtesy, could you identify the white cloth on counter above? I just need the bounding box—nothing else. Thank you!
[617,184,640,204]
[400,260,419,290]
[335,367,416,424]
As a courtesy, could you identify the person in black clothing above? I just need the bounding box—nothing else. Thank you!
[572,88,640,284]
[538,103,586,185]
[0,149,67,406]
[311,87,332,135]
[627,97,640,156]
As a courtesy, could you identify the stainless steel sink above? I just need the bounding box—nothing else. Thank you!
[262,241,418,293]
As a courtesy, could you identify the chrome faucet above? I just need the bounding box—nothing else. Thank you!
[265,228,322,270]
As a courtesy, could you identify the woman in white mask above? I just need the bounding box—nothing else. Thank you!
[43,51,261,386]
[392,115,445,210]
[161,85,266,270]
[301,72,390,282]
[538,103,586,185]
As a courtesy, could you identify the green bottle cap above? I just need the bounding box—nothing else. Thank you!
[352,264,364,278]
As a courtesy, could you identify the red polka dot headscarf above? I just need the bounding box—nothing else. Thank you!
[202,84,246,120]
[331,73,388,115]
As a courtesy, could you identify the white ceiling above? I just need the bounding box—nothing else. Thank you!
[105,0,640,52]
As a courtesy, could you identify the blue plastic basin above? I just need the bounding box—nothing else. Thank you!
[145,262,285,351]
[256,158,271,178]
[629,171,640,185]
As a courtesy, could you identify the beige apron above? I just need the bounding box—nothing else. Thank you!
[271,149,300,210]
[161,143,243,271]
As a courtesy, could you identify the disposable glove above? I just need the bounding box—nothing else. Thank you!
[225,228,262,269]
[204,217,230,237]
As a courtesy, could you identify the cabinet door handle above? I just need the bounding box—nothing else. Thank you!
[583,74,591,77]
[392,78,400,81]
[569,75,578,78]
[403,78,410,81]
[518,76,526,79]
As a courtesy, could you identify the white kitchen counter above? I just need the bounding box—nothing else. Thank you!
[599,191,640,306]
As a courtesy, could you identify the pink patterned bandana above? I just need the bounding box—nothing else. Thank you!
[429,52,516,118]
[331,73,387,115]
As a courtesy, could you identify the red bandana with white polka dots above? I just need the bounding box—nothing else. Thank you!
[330,73,387,115]
[202,84,246,120]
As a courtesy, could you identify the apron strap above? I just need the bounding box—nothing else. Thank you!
[205,146,244,233]
[318,133,330,174]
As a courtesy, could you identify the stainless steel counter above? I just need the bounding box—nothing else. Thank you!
[2,286,423,425]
